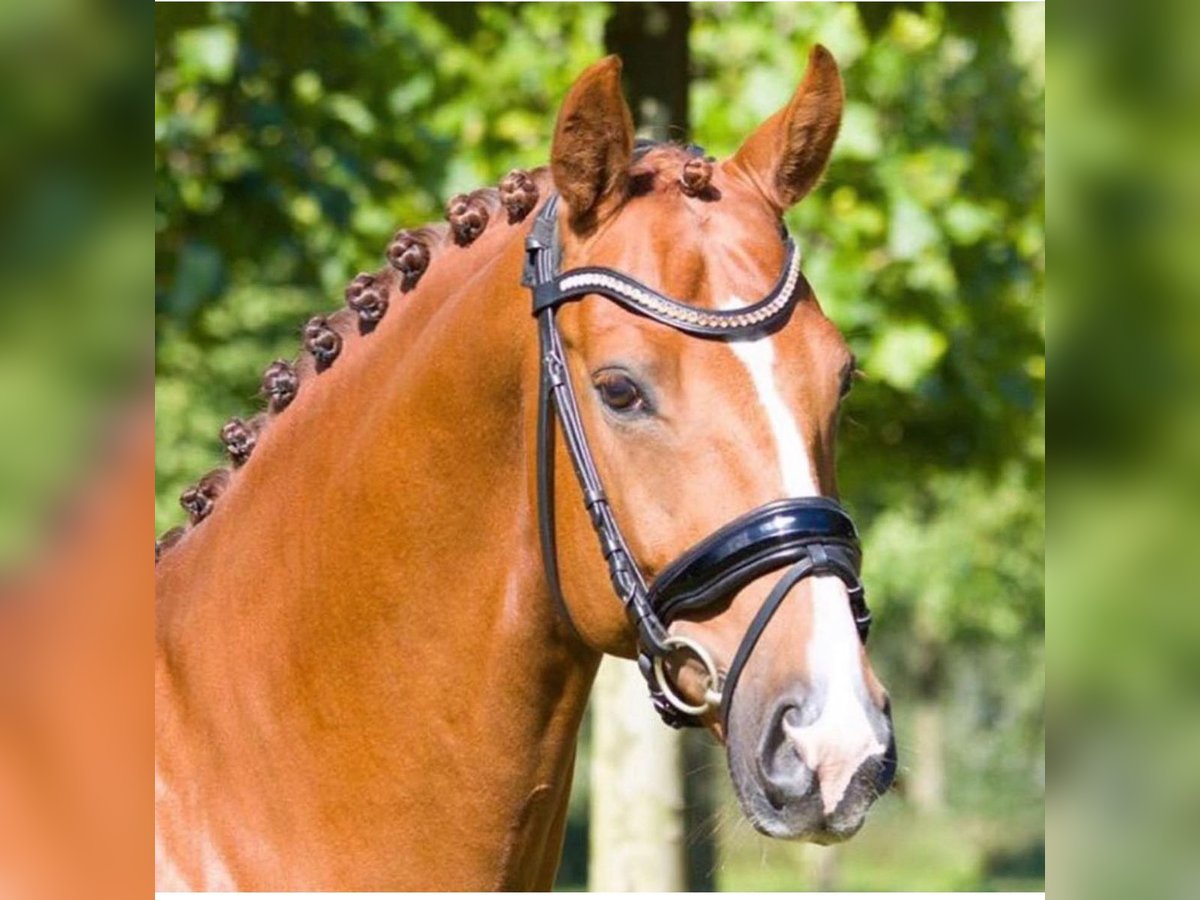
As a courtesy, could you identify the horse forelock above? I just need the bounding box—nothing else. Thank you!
[627,143,715,198]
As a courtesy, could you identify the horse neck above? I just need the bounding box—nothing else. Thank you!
[156,218,599,889]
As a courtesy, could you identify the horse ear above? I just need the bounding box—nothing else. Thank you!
[551,56,635,226]
[730,45,844,211]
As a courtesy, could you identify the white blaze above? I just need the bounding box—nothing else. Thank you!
[721,296,883,812]
[785,578,886,813]
[721,321,818,496]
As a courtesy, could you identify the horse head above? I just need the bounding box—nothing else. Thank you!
[543,49,895,842]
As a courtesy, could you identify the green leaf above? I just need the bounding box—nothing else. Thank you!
[325,94,377,136]
[944,199,1001,245]
[869,322,949,391]
[837,102,882,161]
[292,71,323,105]
[898,147,970,207]
[887,192,940,260]
[174,25,238,84]
[891,9,941,52]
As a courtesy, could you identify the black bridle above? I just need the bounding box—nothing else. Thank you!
[524,187,871,730]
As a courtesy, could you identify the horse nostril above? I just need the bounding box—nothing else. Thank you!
[763,780,787,812]
[781,702,812,732]
[756,701,815,809]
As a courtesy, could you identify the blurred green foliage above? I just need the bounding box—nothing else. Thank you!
[0,0,143,569]
[1050,0,1200,893]
[155,2,1043,891]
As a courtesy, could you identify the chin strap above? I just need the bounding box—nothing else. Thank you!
[720,550,868,735]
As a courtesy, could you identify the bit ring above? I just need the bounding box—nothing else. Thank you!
[653,634,724,717]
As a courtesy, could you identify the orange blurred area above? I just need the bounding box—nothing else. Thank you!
[0,402,152,898]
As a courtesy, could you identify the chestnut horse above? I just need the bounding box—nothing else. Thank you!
[155,48,894,890]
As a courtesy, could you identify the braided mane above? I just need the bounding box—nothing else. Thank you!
[156,145,711,562]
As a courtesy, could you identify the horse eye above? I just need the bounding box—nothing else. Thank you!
[595,372,645,414]
[839,357,858,399]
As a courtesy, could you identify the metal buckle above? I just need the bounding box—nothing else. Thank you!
[651,634,724,717]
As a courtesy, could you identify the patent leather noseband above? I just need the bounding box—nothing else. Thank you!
[525,180,871,730]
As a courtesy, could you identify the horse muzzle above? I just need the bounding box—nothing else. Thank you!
[642,496,872,729]
[728,681,897,842]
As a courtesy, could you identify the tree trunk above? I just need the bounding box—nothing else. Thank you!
[588,657,686,891]
[805,844,840,891]
[589,5,693,892]
[910,632,947,815]
[604,2,690,141]
[682,730,717,891]
[911,695,947,815]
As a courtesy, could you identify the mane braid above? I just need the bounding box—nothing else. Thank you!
[156,166,553,562]
[156,148,713,560]
[626,142,714,198]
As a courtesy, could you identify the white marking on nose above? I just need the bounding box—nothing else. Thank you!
[718,297,817,496]
[719,296,883,813]
[785,578,885,813]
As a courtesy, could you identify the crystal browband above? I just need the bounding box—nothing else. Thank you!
[529,227,805,339]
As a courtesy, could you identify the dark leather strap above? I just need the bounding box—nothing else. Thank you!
[720,559,818,733]
[531,239,803,338]
[535,316,577,643]
[537,310,669,655]
[647,497,861,620]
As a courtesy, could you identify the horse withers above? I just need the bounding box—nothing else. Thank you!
[155,46,894,890]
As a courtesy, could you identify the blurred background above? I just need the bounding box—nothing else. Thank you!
[0,1,146,896]
[1049,0,1200,897]
[154,2,1044,892]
